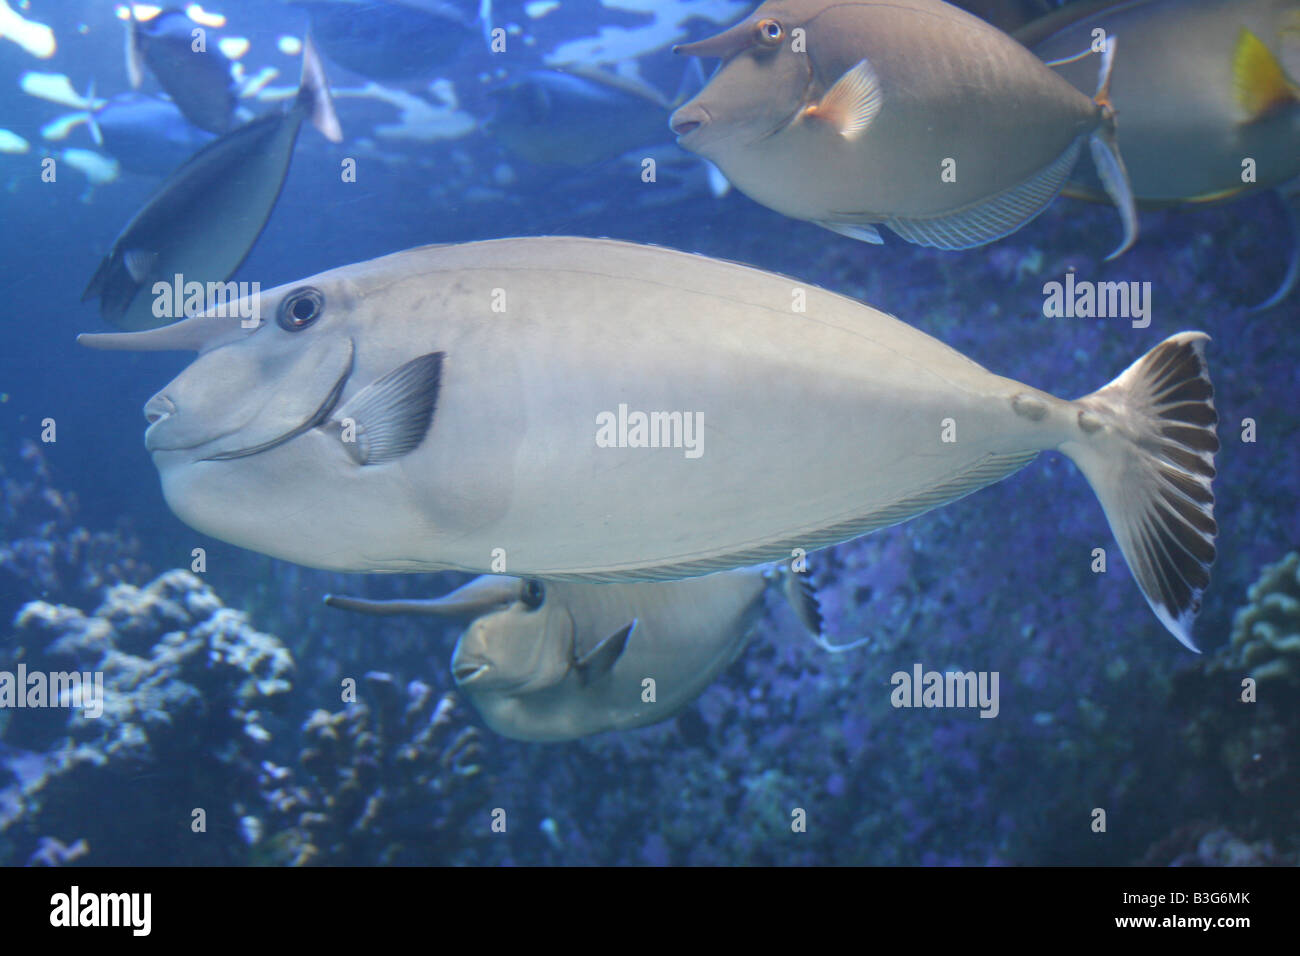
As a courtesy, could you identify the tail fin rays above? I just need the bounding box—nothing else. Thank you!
[1063,332,1218,651]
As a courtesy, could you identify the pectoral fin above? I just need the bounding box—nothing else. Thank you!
[804,59,882,141]
[328,351,444,465]
[1234,28,1299,122]
[573,620,635,686]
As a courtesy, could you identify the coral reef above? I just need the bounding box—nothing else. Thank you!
[255,673,490,866]
[0,441,150,623]
[1159,552,1300,861]
[0,570,292,865]
[1216,552,1300,687]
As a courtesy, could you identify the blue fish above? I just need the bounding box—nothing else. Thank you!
[128,7,238,133]
[84,94,216,176]
[289,0,478,81]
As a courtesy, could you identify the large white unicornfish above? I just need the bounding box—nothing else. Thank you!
[79,237,1219,649]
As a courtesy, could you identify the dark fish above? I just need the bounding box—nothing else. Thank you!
[486,67,683,167]
[83,38,343,332]
[128,7,238,133]
[289,0,476,81]
[950,0,1057,31]
[88,94,216,176]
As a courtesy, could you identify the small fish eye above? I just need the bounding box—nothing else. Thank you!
[756,18,783,45]
[521,579,545,610]
[277,287,324,331]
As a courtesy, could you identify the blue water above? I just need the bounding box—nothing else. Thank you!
[0,0,1297,866]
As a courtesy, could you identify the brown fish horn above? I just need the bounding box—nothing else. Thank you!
[674,20,755,60]
[324,576,523,621]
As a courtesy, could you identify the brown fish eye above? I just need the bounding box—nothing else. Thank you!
[277,287,324,331]
[521,579,545,610]
[756,18,783,46]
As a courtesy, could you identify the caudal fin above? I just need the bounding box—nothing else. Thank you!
[1090,37,1138,260]
[297,35,343,143]
[771,565,871,653]
[1062,333,1218,650]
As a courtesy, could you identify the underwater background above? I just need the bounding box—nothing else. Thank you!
[0,0,1297,866]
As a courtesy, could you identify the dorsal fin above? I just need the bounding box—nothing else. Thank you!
[1234,28,1300,122]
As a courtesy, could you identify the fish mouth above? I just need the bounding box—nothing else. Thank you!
[144,347,355,460]
[453,660,491,685]
[669,103,710,141]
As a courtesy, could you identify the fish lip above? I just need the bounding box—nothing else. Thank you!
[453,661,491,685]
[670,103,710,142]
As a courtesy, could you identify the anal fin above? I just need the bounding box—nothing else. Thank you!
[884,139,1081,250]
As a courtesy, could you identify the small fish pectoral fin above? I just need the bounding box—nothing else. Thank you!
[885,139,1083,251]
[1233,28,1300,123]
[123,249,158,284]
[328,351,444,466]
[816,220,884,244]
[573,620,635,686]
[804,59,882,141]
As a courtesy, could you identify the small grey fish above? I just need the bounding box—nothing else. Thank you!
[83,37,343,332]
[669,0,1138,258]
[288,0,477,81]
[325,568,826,742]
[127,7,238,134]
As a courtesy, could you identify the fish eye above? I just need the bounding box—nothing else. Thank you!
[756,18,784,46]
[278,287,324,331]
[521,578,545,610]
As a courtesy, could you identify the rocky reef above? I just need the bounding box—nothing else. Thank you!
[0,441,149,624]
[0,570,292,865]
[1161,552,1300,863]
[256,673,490,866]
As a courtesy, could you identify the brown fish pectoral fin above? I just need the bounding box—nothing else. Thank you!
[1250,181,1300,311]
[326,351,444,466]
[1233,28,1300,123]
[803,59,881,141]
[573,620,635,687]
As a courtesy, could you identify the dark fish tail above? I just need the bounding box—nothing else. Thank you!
[296,35,343,143]
[1088,35,1138,260]
[1062,333,1218,651]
